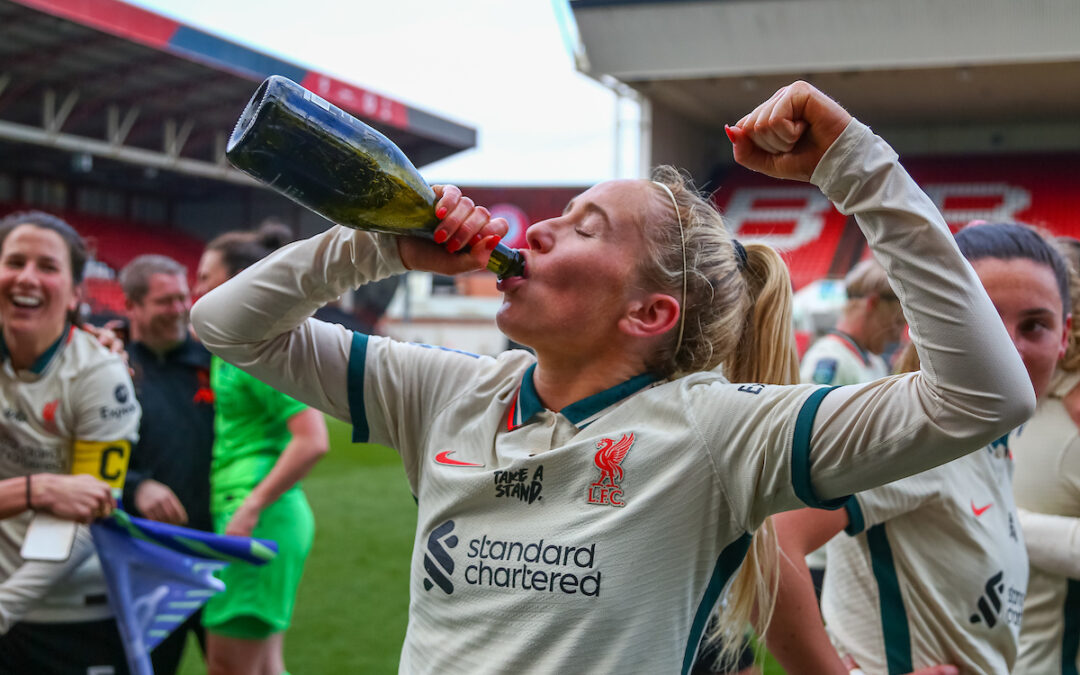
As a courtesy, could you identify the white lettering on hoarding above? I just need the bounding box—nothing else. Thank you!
[922,183,1031,225]
[723,187,832,250]
[362,92,379,116]
[724,182,1033,249]
[378,98,394,121]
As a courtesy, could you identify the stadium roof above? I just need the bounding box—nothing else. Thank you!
[0,0,476,187]
[571,0,1080,133]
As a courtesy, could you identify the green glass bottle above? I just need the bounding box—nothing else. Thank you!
[226,75,524,279]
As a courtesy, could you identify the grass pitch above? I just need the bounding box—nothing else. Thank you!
[179,416,783,673]
[179,416,417,673]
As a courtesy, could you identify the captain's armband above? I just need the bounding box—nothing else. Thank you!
[71,439,131,489]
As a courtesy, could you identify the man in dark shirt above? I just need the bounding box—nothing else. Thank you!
[119,254,214,675]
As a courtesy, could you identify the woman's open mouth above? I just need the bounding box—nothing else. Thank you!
[496,254,528,293]
[11,294,43,309]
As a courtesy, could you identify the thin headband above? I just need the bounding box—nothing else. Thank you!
[652,181,688,358]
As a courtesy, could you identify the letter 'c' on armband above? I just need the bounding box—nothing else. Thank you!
[71,440,131,489]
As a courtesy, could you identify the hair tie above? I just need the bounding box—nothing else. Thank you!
[732,239,748,270]
[652,181,687,358]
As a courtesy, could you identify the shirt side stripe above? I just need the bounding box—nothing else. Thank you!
[348,332,370,443]
[867,524,913,675]
[680,533,752,675]
[1062,579,1080,675]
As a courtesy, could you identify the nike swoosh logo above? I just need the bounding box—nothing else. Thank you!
[971,500,993,517]
[434,450,485,468]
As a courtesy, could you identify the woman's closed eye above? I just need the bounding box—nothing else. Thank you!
[1019,318,1051,336]
[574,213,607,238]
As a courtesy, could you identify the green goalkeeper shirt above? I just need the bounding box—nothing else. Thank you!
[209,355,307,501]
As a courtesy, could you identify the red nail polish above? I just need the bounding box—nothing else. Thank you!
[725,125,737,143]
[469,233,483,248]
[436,207,448,219]
[433,230,448,244]
[446,239,462,253]
[487,236,502,250]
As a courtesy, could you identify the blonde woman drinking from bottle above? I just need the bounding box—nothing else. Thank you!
[192,82,1034,674]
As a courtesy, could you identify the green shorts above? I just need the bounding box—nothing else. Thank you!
[202,488,314,639]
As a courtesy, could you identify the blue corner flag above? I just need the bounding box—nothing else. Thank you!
[91,509,278,675]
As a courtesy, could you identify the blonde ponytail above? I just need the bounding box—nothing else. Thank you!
[893,341,920,375]
[706,246,795,668]
[722,243,800,385]
[641,168,800,669]
[703,519,780,670]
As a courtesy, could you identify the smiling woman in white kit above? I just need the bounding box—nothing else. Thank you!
[191,82,1034,674]
[0,210,139,674]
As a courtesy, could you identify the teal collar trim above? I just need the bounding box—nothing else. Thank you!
[514,365,659,429]
[31,326,70,374]
[515,363,544,425]
[989,434,1009,454]
[563,371,658,426]
[0,324,70,375]
[829,330,873,367]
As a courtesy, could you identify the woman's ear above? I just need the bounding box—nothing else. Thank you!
[69,283,83,312]
[1060,313,1072,362]
[619,292,680,339]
